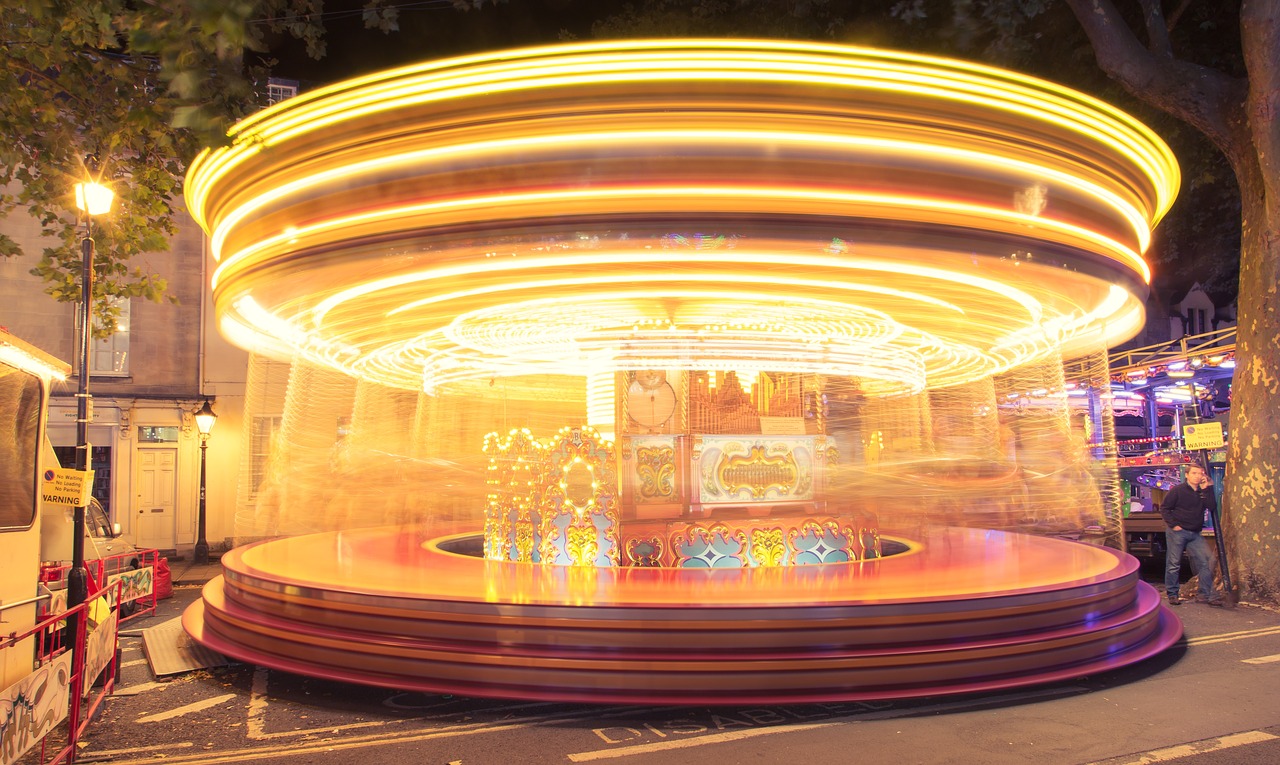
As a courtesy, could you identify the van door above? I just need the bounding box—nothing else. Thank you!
[136,448,177,549]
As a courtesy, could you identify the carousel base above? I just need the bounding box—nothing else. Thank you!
[183,525,1181,705]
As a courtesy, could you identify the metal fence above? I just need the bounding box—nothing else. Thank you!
[0,581,120,765]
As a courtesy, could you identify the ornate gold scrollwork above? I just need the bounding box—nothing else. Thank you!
[539,426,619,566]
[635,445,676,502]
[717,445,798,499]
[566,519,600,566]
[749,527,787,567]
[514,518,536,562]
[625,536,664,566]
[483,428,545,561]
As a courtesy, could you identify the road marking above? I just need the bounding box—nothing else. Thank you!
[567,686,1084,762]
[246,668,581,741]
[120,658,148,668]
[1083,730,1279,764]
[1187,625,1280,646]
[77,742,194,761]
[245,667,270,738]
[102,703,679,765]
[247,666,403,740]
[137,693,237,723]
[1242,652,1280,664]
[570,721,841,761]
[110,681,167,696]
[98,685,1078,765]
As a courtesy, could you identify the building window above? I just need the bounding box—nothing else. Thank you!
[266,79,298,105]
[249,415,282,499]
[78,297,130,375]
[138,426,180,443]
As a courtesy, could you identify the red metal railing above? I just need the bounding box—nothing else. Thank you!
[0,581,119,764]
[39,548,160,624]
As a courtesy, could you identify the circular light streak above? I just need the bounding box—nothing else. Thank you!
[185,39,1178,394]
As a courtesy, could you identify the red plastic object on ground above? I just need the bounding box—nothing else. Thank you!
[154,556,173,600]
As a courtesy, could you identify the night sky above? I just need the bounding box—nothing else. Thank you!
[268,0,615,85]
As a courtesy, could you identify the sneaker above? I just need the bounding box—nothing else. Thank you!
[1206,598,1224,607]
[1168,595,1182,605]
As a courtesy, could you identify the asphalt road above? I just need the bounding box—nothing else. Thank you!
[66,569,1280,765]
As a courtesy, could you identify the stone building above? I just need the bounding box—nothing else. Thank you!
[0,190,247,557]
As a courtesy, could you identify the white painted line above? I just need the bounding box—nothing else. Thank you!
[1186,625,1280,646]
[245,667,398,739]
[120,658,149,668]
[1084,730,1279,765]
[569,721,841,761]
[245,666,269,739]
[101,703,665,765]
[1242,652,1280,664]
[567,686,1084,762]
[137,693,237,723]
[78,742,194,761]
[111,681,167,696]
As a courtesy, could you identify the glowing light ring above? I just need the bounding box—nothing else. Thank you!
[444,292,905,356]
[185,40,1176,394]
[201,129,1156,271]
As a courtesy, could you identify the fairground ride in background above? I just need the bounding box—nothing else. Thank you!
[1105,326,1235,558]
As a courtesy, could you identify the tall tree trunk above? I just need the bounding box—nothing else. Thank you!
[1224,0,1280,602]
[1065,0,1280,603]
[1225,166,1280,602]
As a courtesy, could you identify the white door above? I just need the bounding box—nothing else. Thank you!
[136,448,177,549]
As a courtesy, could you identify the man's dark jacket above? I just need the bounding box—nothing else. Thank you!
[1160,481,1216,532]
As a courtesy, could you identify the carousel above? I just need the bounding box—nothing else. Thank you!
[183,39,1182,703]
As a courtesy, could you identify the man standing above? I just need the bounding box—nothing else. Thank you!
[1160,464,1223,606]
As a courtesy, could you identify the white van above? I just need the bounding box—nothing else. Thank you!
[39,438,145,614]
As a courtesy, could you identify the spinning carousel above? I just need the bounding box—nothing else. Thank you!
[183,40,1182,703]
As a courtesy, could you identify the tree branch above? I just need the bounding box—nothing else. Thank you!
[1165,0,1195,32]
[1135,0,1171,56]
[1063,0,1249,161]
[0,56,95,111]
[1240,0,1280,206]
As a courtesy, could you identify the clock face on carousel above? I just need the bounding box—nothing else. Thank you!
[627,373,676,428]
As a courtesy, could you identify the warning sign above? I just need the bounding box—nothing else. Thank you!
[41,468,94,506]
[1183,422,1225,450]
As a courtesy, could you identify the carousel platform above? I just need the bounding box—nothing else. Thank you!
[183,525,1180,704]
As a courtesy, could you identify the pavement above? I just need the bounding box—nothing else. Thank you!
[166,556,226,587]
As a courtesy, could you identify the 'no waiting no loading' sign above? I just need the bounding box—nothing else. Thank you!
[1183,422,1225,451]
[41,467,94,506]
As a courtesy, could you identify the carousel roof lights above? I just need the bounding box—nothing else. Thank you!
[187,40,1176,395]
[199,41,1176,208]
[201,129,1158,267]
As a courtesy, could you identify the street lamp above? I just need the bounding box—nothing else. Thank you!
[68,163,114,611]
[193,399,217,564]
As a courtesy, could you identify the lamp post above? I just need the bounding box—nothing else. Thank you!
[193,399,217,564]
[69,164,114,610]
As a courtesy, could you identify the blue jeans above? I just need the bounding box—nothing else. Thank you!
[1165,529,1216,599]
